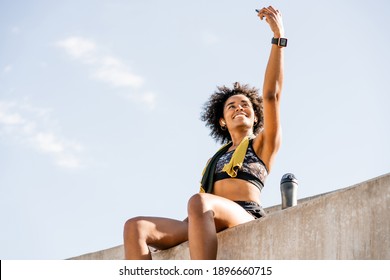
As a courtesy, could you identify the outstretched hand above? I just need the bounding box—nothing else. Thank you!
[257,6,285,38]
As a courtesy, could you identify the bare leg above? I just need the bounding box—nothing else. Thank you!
[187,193,255,260]
[123,216,188,260]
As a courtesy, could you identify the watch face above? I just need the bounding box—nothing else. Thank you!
[280,38,288,47]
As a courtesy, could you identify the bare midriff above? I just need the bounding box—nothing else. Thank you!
[213,178,261,204]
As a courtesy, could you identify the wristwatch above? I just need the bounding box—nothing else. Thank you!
[272,37,288,47]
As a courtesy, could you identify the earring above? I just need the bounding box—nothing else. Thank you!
[221,125,227,131]
[254,119,258,126]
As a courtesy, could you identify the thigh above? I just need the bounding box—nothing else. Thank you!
[200,193,255,232]
[138,216,189,250]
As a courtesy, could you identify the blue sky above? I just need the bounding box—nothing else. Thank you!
[1,0,389,259]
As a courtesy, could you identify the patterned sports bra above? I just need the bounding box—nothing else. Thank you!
[214,140,268,192]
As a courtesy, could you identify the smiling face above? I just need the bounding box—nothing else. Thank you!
[220,94,257,133]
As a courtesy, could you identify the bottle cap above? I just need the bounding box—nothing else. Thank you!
[281,173,298,184]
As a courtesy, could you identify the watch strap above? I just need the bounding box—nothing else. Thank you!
[271,37,288,47]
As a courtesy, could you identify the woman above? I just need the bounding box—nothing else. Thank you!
[123,6,285,260]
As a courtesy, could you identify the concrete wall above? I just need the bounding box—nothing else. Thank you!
[70,173,390,260]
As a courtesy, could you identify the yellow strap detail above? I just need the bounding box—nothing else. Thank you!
[221,136,250,177]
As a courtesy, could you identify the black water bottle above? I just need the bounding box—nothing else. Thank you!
[280,173,298,209]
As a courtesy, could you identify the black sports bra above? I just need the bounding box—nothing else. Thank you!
[214,140,268,191]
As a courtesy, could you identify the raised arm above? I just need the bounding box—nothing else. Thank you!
[253,6,285,172]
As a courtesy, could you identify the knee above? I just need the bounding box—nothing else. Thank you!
[123,216,149,240]
[187,193,212,217]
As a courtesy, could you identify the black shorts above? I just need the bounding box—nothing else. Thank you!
[234,201,266,219]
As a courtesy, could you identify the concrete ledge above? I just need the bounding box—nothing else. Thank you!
[69,173,390,260]
[69,245,124,260]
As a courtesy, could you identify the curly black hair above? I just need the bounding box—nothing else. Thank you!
[200,82,264,144]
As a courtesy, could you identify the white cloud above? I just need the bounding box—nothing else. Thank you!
[56,155,82,169]
[56,36,154,107]
[11,26,20,34]
[56,37,97,62]
[35,132,65,153]
[93,57,144,88]
[3,65,12,73]
[138,92,157,110]
[201,31,219,46]
[0,111,24,125]
[56,37,144,88]
[0,100,84,169]
[122,91,157,110]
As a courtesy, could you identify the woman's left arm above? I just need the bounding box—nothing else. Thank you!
[254,6,285,172]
